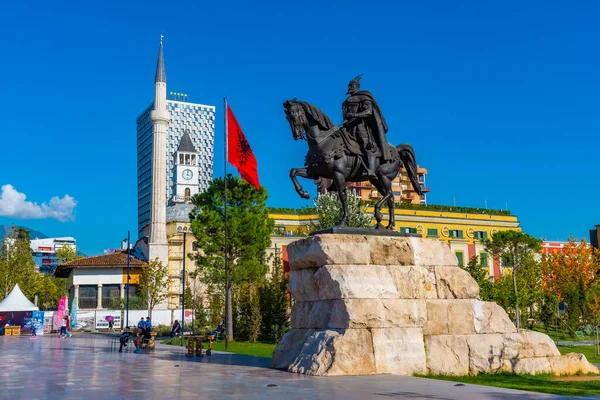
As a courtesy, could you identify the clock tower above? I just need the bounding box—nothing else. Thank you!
[173,131,200,203]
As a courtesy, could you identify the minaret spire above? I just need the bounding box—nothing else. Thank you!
[155,34,166,83]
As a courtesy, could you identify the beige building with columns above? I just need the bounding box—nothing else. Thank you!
[55,251,146,312]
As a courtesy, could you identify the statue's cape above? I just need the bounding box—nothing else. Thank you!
[345,90,390,159]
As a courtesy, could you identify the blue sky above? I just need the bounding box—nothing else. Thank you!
[1,0,599,255]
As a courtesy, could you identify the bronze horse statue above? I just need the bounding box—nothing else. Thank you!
[284,99,422,229]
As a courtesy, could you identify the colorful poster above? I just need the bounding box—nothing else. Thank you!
[0,311,34,332]
[76,312,95,330]
[53,296,67,330]
[70,297,78,329]
[31,311,45,336]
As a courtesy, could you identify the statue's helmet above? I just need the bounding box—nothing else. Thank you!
[346,74,362,95]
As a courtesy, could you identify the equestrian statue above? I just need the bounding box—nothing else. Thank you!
[285,75,422,229]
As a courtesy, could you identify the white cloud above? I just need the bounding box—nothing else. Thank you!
[0,184,77,222]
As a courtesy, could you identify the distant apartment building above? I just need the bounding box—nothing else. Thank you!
[318,166,430,205]
[30,237,76,274]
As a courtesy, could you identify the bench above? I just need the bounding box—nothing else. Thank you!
[186,335,215,357]
[141,332,157,350]
[4,326,21,336]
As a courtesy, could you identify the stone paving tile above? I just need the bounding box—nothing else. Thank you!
[0,334,595,400]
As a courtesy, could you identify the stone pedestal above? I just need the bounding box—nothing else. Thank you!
[271,234,598,376]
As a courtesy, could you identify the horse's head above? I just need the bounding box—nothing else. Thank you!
[283,98,307,141]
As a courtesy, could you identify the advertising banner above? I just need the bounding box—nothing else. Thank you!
[95,311,121,329]
[76,312,95,330]
[31,311,45,335]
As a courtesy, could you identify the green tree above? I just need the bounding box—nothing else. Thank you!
[482,230,541,328]
[0,227,39,300]
[235,283,261,342]
[259,245,290,342]
[462,255,493,301]
[139,258,171,319]
[55,245,81,264]
[190,175,274,342]
[540,293,559,330]
[313,191,371,230]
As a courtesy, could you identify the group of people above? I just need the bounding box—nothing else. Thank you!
[118,317,153,352]
[59,315,73,338]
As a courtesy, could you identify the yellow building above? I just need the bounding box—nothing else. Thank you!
[269,206,520,280]
[165,204,203,309]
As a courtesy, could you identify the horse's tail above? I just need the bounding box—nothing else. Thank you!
[396,144,422,196]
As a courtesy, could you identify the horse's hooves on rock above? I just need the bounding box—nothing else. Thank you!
[375,224,383,229]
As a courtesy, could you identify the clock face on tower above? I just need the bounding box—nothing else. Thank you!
[182,169,193,180]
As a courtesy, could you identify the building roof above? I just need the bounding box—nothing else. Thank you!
[177,131,197,153]
[166,203,194,222]
[0,284,38,312]
[54,250,145,278]
[155,36,166,83]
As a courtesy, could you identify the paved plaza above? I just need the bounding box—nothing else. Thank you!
[0,334,596,400]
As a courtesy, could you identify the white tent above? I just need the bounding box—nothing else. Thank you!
[0,284,38,311]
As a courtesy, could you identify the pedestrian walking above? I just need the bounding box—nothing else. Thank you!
[65,315,73,338]
[30,317,39,339]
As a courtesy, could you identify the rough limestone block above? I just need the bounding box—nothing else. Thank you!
[271,329,315,369]
[301,268,319,301]
[448,300,475,334]
[408,237,458,267]
[299,299,427,329]
[424,300,475,335]
[435,267,479,299]
[290,302,311,329]
[423,300,449,335]
[465,334,504,375]
[382,299,427,328]
[287,270,306,302]
[372,328,427,375]
[425,334,470,376]
[314,265,399,300]
[287,235,370,270]
[368,236,415,266]
[472,301,516,334]
[502,331,561,358]
[387,265,437,299]
[502,357,551,375]
[288,329,376,376]
[328,299,384,329]
[549,353,599,376]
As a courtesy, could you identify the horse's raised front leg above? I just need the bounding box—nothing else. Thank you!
[289,168,311,200]
[332,171,348,226]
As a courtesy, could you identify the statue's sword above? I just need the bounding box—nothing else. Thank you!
[315,120,348,144]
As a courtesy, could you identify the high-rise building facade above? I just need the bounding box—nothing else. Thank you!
[136,44,215,237]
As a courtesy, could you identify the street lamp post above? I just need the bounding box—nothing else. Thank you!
[125,230,131,329]
[181,231,186,346]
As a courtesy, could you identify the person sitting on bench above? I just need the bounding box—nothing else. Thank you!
[119,327,133,352]
[170,320,181,337]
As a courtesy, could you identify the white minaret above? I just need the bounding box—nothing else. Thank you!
[148,35,169,266]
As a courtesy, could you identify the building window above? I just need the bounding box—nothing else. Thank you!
[102,285,121,308]
[426,228,438,237]
[455,251,464,267]
[79,285,98,309]
[480,252,489,267]
[474,231,488,240]
[449,230,464,239]
[192,241,199,251]
[184,188,191,202]
[400,227,417,234]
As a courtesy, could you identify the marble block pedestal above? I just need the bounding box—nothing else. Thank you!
[271,234,598,377]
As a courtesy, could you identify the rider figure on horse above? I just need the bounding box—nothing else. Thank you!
[341,75,391,179]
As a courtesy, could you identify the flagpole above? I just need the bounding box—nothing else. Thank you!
[224,97,230,351]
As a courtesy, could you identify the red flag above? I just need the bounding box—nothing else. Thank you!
[227,104,260,190]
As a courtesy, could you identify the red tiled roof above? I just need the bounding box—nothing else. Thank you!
[54,250,145,278]
[60,250,145,267]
